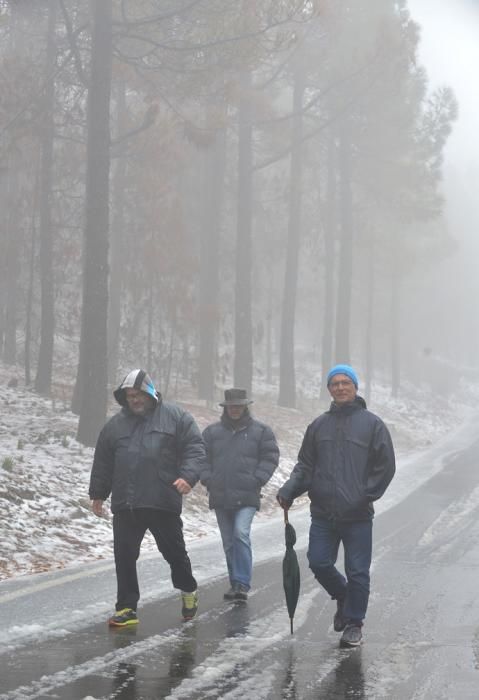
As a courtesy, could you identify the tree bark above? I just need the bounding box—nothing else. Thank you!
[320,134,337,400]
[266,272,274,385]
[147,280,153,373]
[35,0,57,396]
[76,0,113,446]
[234,72,253,394]
[334,123,353,364]
[25,180,38,386]
[364,234,375,405]
[107,79,127,385]
[391,264,400,398]
[3,157,20,365]
[278,70,305,408]
[198,125,226,401]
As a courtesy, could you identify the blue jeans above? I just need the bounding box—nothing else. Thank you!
[307,516,372,624]
[215,507,257,589]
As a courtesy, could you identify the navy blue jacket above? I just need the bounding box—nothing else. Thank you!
[278,397,395,521]
[89,399,205,514]
[201,415,279,510]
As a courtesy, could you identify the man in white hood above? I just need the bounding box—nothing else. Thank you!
[89,369,205,627]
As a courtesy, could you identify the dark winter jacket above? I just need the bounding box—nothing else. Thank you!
[89,398,205,515]
[201,413,279,510]
[278,396,395,522]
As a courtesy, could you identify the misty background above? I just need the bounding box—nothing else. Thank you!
[0,0,476,447]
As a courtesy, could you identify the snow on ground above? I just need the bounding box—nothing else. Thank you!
[0,360,478,581]
[1,404,479,656]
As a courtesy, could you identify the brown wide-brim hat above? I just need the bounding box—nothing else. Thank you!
[219,388,254,407]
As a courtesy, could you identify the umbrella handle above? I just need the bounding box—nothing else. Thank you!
[284,509,289,524]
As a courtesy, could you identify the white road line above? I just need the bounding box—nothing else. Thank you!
[0,562,114,604]
[0,628,181,700]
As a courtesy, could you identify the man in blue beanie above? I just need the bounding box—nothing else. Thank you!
[326,363,359,389]
[277,364,395,648]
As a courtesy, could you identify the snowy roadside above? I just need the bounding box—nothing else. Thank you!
[1,361,477,581]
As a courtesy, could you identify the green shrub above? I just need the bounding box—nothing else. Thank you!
[2,457,14,472]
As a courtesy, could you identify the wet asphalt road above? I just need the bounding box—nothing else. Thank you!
[2,437,479,699]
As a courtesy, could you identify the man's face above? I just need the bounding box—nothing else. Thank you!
[125,388,154,415]
[226,404,246,420]
[328,374,357,405]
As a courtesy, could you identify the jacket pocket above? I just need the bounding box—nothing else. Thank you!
[145,428,177,469]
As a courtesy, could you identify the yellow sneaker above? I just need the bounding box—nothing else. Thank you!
[108,607,138,627]
[181,590,198,621]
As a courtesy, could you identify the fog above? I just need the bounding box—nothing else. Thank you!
[0,0,477,446]
[408,0,479,370]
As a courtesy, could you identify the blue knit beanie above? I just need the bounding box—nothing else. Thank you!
[327,364,359,388]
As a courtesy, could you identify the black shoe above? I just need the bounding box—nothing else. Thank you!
[223,587,236,601]
[333,598,346,632]
[340,623,362,648]
[234,584,249,601]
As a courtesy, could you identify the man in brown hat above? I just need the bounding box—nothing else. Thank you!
[201,388,279,600]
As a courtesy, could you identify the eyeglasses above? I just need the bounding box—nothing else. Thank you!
[329,380,354,389]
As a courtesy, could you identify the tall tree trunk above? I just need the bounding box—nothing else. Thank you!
[25,176,39,386]
[76,0,113,446]
[266,272,273,385]
[164,311,177,400]
[364,234,375,405]
[391,264,400,398]
[198,124,226,401]
[147,280,153,373]
[108,79,127,385]
[4,157,20,365]
[320,134,337,400]
[35,0,57,396]
[234,72,253,394]
[278,71,305,408]
[0,162,6,358]
[334,124,353,364]
[2,0,28,364]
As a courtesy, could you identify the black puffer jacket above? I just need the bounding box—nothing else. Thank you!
[89,398,205,514]
[278,397,395,521]
[201,414,279,510]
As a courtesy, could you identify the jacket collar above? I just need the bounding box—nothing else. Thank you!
[221,410,252,431]
[329,395,367,415]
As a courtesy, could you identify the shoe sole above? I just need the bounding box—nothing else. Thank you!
[182,612,198,621]
[339,638,361,648]
[108,619,139,627]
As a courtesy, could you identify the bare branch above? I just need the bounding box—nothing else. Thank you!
[59,0,88,88]
[253,73,382,172]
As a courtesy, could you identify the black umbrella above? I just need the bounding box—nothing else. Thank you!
[282,510,300,634]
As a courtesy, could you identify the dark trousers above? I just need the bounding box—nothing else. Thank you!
[307,516,372,625]
[113,508,197,611]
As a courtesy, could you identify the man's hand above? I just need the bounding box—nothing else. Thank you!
[91,499,104,517]
[173,478,192,495]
